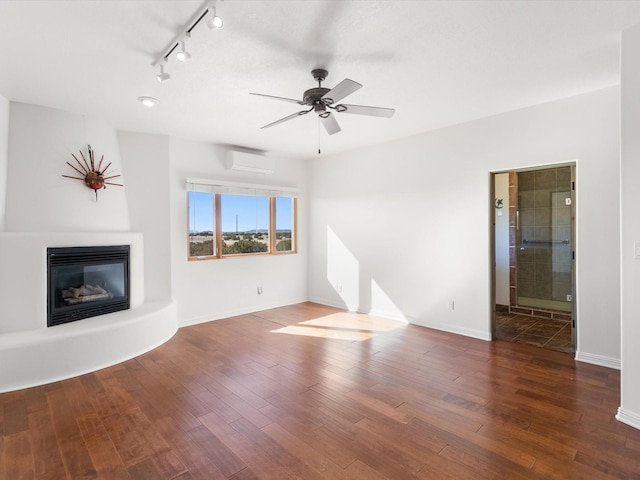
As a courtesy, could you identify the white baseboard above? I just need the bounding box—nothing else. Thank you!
[179,297,308,328]
[411,318,492,341]
[616,407,640,430]
[368,308,409,323]
[575,351,621,370]
[308,297,409,323]
[309,298,491,340]
[307,296,350,311]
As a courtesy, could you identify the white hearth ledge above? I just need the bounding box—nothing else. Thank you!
[0,300,177,392]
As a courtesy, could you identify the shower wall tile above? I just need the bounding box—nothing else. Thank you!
[535,207,552,227]
[557,166,571,185]
[520,208,535,227]
[534,189,552,208]
[535,169,556,189]
[518,171,535,190]
[519,191,534,208]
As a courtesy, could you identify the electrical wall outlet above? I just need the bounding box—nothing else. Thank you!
[449,300,455,310]
[257,286,263,295]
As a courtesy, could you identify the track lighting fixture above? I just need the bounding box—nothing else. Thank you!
[207,4,223,29]
[151,1,224,81]
[176,40,191,62]
[156,64,170,83]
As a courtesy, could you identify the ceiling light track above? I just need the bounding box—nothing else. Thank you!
[152,0,224,75]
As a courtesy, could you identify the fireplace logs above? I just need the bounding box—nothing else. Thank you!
[61,284,113,304]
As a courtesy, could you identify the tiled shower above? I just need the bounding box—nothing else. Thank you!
[507,166,574,322]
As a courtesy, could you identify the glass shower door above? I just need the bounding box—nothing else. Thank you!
[516,167,573,313]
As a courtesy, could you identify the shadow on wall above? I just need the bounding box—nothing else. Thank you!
[326,225,408,323]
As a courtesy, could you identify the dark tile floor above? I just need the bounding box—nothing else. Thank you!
[495,311,574,354]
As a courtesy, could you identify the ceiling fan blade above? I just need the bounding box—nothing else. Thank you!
[337,103,395,118]
[261,109,310,129]
[321,78,362,104]
[250,93,304,105]
[320,112,341,135]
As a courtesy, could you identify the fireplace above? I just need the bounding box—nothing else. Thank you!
[47,245,130,327]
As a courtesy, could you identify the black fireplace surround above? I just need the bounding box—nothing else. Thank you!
[47,245,130,327]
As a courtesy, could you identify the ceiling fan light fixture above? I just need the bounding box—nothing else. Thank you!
[156,64,170,83]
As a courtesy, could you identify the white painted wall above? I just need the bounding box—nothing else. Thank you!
[308,87,621,364]
[169,139,308,326]
[0,104,178,392]
[118,132,172,301]
[0,95,8,231]
[5,102,130,232]
[494,173,510,306]
[619,23,640,430]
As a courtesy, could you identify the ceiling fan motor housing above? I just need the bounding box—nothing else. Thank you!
[303,87,331,106]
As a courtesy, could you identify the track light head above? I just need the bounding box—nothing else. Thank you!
[156,64,170,83]
[176,40,191,62]
[207,4,223,29]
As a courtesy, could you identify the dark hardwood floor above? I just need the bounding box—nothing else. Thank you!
[1,302,638,479]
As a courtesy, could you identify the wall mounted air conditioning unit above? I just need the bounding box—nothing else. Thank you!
[225,151,275,174]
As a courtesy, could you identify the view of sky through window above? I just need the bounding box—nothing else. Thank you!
[189,192,293,234]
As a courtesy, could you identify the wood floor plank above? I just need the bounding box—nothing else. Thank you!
[3,302,640,479]
[3,392,28,435]
[46,387,97,479]
[28,410,69,480]
[198,411,297,480]
[186,424,247,477]
[229,417,325,480]
[75,413,129,479]
[101,412,151,468]
[4,431,35,480]
[154,416,227,480]
[261,422,349,479]
[259,403,356,469]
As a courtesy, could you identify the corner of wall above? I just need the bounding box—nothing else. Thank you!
[0,95,10,231]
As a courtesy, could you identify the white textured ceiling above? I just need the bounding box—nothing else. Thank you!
[0,0,639,160]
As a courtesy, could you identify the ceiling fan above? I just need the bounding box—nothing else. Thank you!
[250,68,395,136]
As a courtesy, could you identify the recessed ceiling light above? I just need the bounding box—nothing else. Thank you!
[138,96,159,107]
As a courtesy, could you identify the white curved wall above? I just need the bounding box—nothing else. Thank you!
[5,102,130,232]
[0,103,177,392]
[0,300,177,392]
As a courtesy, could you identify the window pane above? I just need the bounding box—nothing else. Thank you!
[221,194,269,255]
[275,197,294,252]
[188,191,215,257]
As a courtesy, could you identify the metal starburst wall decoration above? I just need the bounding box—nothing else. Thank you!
[63,145,123,201]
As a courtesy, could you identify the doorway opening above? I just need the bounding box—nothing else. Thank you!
[491,164,575,353]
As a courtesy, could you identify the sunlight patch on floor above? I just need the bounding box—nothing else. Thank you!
[270,312,405,341]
